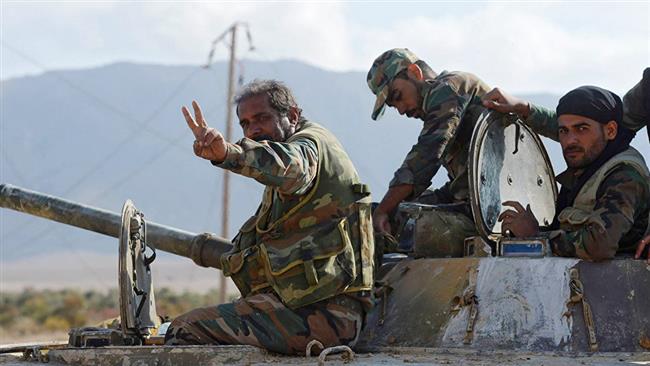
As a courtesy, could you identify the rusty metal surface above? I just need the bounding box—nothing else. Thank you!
[359,257,650,353]
[0,183,124,238]
[570,260,650,352]
[441,258,578,350]
[48,345,271,365]
[0,183,232,263]
[0,342,68,354]
[358,258,480,348]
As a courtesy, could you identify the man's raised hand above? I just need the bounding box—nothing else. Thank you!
[481,88,531,119]
[182,100,227,162]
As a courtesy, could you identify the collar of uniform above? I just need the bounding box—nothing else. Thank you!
[555,168,584,190]
[420,70,449,117]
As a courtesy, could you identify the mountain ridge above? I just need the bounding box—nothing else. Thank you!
[1,60,648,264]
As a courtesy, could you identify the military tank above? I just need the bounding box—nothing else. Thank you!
[1,111,648,365]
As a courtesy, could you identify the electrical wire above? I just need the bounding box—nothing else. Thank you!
[2,41,189,148]
[4,100,224,255]
[1,46,203,240]
[0,145,28,186]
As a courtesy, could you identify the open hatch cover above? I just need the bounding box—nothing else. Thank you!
[468,110,557,242]
[119,200,159,341]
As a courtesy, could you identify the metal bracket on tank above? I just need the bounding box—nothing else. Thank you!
[450,267,479,344]
[563,268,598,352]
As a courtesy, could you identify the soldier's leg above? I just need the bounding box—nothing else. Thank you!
[164,292,363,355]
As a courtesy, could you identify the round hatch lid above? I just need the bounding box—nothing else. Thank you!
[468,110,557,241]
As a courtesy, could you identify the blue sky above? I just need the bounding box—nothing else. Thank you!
[1,1,649,95]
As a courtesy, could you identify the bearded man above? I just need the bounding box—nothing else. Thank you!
[483,85,649,261]
[165,80,374,354]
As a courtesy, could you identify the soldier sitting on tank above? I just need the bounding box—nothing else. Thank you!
[623,68,650,263]
[165,80,374,354]
[482,85,650,262]
[366,48,492,258]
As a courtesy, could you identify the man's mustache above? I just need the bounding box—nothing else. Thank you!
[252,134,275,142]
[563,145,584,154]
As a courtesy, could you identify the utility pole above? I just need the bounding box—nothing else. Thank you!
[204,23,253,305]
[220,25,237,305]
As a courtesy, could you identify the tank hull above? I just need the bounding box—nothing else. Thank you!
[358,257,650,353]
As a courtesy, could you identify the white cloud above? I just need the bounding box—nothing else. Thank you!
[1,1,648,94]
[343,2,649,95]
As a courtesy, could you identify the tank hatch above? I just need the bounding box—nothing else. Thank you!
[468,110,557,242]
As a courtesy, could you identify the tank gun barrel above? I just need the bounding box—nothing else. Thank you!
[0,183,232,269]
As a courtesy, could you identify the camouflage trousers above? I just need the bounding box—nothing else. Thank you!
[164,292,364,355]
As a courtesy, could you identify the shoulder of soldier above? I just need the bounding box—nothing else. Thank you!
[422,71,490,113]
[291,120,339,148]
[431,71,489,92]
[599,164,650,203]
[303,120,340,139]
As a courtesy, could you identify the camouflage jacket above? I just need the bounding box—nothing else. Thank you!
[390,71,491,203]
[622,67,650,140]
[525,106,650,260]
[216,125,319,197]
[216,121,374,309]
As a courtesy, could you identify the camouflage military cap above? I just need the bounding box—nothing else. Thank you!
[367,48,419,120]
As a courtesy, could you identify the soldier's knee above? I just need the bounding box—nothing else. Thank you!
[169,310,194,328]
[168,306,218,332]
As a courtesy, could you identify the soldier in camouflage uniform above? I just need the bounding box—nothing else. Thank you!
[165,80,375,354]
[366,48,492,257]
[624,68,650,262]
[622,68,650,140]
[482,85,650,262]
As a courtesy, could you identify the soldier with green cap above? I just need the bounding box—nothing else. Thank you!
[165,79,375,354]
[366,48,492,257]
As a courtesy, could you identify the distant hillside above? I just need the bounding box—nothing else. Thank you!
[1,60,648,265]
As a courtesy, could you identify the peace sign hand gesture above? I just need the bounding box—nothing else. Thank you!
[182,100,227,162]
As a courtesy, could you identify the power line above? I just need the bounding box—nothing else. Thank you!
[203,22,254,305]
[86,99,225,203]
[0,145,27,186]
[2,42,191,148]
[1,34,236,289]
[1,47,201,241]
[3,100,224,254]
[54,66,202,197]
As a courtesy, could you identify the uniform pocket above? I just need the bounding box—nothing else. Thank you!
[558,208,591,226]
[260,218,356,309]
[350,200,374,290]
[220,215,268,297]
